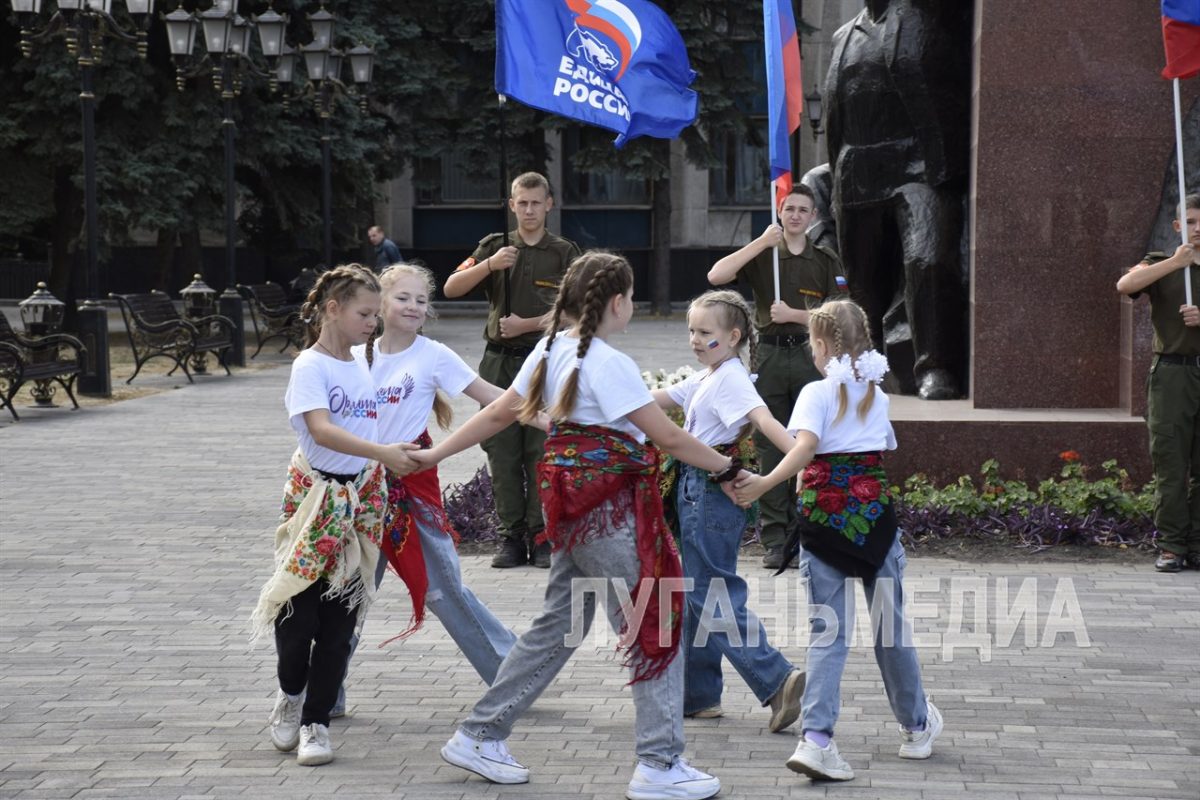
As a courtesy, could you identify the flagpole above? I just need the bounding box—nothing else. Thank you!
[770,179,781,303]
[1173,78,1193,307]
[498,93,512,319]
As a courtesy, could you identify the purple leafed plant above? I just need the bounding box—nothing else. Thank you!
[442,467,501,543]
[896,501,1156,554]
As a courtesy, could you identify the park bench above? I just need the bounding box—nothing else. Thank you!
[0,312,85,421]
[237,282,304,358]
[110,291,234,384]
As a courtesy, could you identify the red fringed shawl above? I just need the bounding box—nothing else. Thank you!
[380,430,458,643]
[537,422,683,684]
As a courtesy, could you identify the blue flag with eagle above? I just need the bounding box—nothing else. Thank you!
[496,0,698,146]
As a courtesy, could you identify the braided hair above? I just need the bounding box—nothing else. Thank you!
[300,264,381,348]
[807,299,878,424]
[688,289,758,373]
[516,250,634,423]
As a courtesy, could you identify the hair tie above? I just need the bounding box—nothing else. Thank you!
[854,349,889,384]
[573,357,584,370]
[824,354,855,385]
[542,349,551,360]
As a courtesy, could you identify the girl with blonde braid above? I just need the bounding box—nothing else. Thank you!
[650,290,806,731]
[735,299,942,783]
[411,251,735,800]
[251,264,418,767]
[332,263,518,715]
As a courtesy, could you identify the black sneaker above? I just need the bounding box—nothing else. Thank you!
[1155,551,1184,573]
[491,537,528,569]
[530,540,551,569]
[762,546,784,570]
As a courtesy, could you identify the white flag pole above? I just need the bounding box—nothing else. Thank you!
[771,180,781,303]
[1173,77,1193,306]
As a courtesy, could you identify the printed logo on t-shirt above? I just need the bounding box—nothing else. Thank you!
[377,374,416,405]
[685,412,696,434]
[329,385,377,419]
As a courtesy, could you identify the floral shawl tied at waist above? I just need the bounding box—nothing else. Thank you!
[380,430,459,643]
[537,421,683,684]
[249,450,385,644]
[789,452,897,578]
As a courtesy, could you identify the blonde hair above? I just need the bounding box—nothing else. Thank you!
[688,289,758,373]
[511,171,552,197]
[365,262,454,430]
[300,264,380,348]
[807,299,877,424]
[516,250,634,423]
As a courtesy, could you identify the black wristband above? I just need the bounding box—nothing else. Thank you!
[710,456,743,483]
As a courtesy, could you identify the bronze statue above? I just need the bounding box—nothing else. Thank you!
[825,0,972,399]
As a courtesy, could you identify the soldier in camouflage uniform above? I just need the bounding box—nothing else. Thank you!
[1117,193,1200,572]
[708,184,848,569]
[444,172,581,568]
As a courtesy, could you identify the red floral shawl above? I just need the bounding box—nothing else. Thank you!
[537,422,683,684]
[380,431,459,643]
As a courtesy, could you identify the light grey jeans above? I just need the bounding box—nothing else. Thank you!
[459,498,686,769]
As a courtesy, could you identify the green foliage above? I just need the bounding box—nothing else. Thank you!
[898,458,1155,523]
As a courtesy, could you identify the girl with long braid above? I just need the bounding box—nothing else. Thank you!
[411,251,737,800]
[650,290,806,732]
[735,299,942,783]
[251,264,418,767]
[331,263,520,715]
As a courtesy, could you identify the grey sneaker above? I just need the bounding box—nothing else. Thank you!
[786,738,854,781]
[626,757,720,800]
[296,723,334,766]
[684,705,722,719]
[268,689,304,752]
[329,684,346,719]
[440,730,530,784]
[899,699,943,759]
[767,668,805,733]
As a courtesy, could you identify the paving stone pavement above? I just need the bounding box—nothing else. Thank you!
[2,317,1199,800]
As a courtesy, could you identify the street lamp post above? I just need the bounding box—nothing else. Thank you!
[298,6,373,268]
[10,0,157,397]
[165,1,288,368]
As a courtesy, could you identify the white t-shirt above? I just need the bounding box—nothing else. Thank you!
[787,377,897,454]
[284,349,379,475]
[667,358,764,446]
[350,336,477,444]
[512,333,653,441]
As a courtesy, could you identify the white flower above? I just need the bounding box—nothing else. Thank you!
[824,354,855,385]
[854,349,890,384]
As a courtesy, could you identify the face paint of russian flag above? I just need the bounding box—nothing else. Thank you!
[836,276,848,290]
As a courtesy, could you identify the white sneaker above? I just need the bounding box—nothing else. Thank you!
[296,723,334,766]
[767,668,806,733]
[899,699,943,759]
[786,738,854,781]
[267,689,304,752]
[625,757,720,800]
[440,730,530,784]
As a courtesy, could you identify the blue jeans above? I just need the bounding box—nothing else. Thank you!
[343,519,517,700]
[798,535,928,736]
[677,466,794,714]
[461,496,686,769]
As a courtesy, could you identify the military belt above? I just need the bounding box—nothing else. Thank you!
[759,333,809,348]
[1157,353,1200,368]
[486,342,536,359]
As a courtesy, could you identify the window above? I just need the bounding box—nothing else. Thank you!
[413,153,499,205]
[708,124,770,207]
[561,128,650,206]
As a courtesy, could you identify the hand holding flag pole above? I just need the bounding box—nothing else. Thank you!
[498,93,512,319]
[1161,0,1200,305]
[764,0,804,305]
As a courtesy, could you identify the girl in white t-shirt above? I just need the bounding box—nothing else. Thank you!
[650,290,805,732]
[250,264,416,768]
[337,263,516,708]
[734,299,941,783]
[411,252,737,800]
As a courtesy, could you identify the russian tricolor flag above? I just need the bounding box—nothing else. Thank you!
[1162,0,1200,80]
[764,0,803,209]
